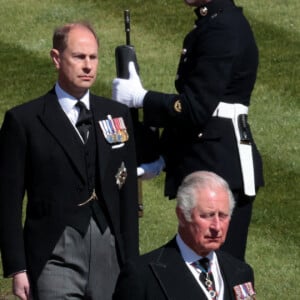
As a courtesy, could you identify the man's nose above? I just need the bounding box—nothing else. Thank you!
[83,58,92,70]
[210,215,221,231]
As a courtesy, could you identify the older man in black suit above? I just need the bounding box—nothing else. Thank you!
[0,22,138,300]
[113,171,257,300]
[112,0,264,261]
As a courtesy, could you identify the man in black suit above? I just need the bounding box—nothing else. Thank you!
[112,0,264,261]
[113,171,257,300]
[0,22,138,299]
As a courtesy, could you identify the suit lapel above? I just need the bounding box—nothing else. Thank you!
[38,90,86,182]
[216,251,234,300]
[38,92,123,186]
[150,238,207,299]
[90,96,110,178]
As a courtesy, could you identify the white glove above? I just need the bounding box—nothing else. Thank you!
[112,61,147,108]
[137,156,165,180]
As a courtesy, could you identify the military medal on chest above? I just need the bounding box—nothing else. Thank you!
[233,282,256,299]
[99,114,129,144]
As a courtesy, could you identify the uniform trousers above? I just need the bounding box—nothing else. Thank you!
[220,190,256,261]
[34,218,119,300]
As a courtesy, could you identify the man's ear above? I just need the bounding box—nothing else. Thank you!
[176,206,186,227]
[50,48,60,69]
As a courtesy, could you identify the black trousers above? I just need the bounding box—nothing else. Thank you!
[220,190,256,261]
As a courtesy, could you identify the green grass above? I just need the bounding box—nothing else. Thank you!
[0,0,299,298]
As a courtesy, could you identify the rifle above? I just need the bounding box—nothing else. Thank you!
[115,10,139,81]
[115,10,160,217]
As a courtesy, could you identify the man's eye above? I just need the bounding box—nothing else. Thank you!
[219,213,229,219]
[200,212,229,220]
[200,213,214,219]
[73,54,85,59]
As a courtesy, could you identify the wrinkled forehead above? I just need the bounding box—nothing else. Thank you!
[195,187,230,212]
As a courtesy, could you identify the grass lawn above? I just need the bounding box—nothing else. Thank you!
[0,0,299,298]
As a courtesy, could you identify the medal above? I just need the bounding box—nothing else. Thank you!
[233,282,256,299]
[204,278,213,288]
[99,115,129,144]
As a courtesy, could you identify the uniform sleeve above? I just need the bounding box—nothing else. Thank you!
[143,20,241,130]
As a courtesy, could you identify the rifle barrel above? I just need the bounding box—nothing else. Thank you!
[124,10,131,46]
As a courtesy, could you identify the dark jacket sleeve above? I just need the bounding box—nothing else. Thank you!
[118,107,139,260]
[0,109,27,276]
[113,260,146,300]
[143,6,258,131]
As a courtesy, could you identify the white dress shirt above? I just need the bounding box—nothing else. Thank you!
[176,234,225,300]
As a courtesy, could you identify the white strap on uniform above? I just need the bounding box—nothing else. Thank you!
[212,102,256,196]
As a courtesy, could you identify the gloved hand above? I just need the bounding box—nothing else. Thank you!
[137,156,165,180]
[112,61,147,108]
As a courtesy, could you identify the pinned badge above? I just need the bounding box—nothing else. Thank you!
[199,6,208,17]
[174,100,182,113]
[99,115,129,144]
[233,282,256,300]
[115,162,127,189]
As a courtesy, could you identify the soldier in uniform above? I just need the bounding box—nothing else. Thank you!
[112,0,264,261]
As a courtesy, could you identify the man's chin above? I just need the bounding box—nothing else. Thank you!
[206,239,223,248]
[79,82,94,89]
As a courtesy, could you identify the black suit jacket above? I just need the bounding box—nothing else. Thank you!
[113,238,255,300]
[0,89,139,281]
[143,0,264,198]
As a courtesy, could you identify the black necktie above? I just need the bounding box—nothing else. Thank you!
[76,101,92,143]
[198,257,217,299]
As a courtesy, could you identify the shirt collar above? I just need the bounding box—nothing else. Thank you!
[55,83,90,115]
[176,233,214,264]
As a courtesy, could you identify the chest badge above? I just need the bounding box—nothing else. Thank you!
[174,100,182,113]
[199,6,208,17]
[115,162,127,189]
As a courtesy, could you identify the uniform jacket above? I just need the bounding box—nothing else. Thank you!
[0,89,139,282]
[143,0,264,198]
[113,238,255,300]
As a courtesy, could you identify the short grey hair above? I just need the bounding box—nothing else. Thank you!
[176,171,235,221]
